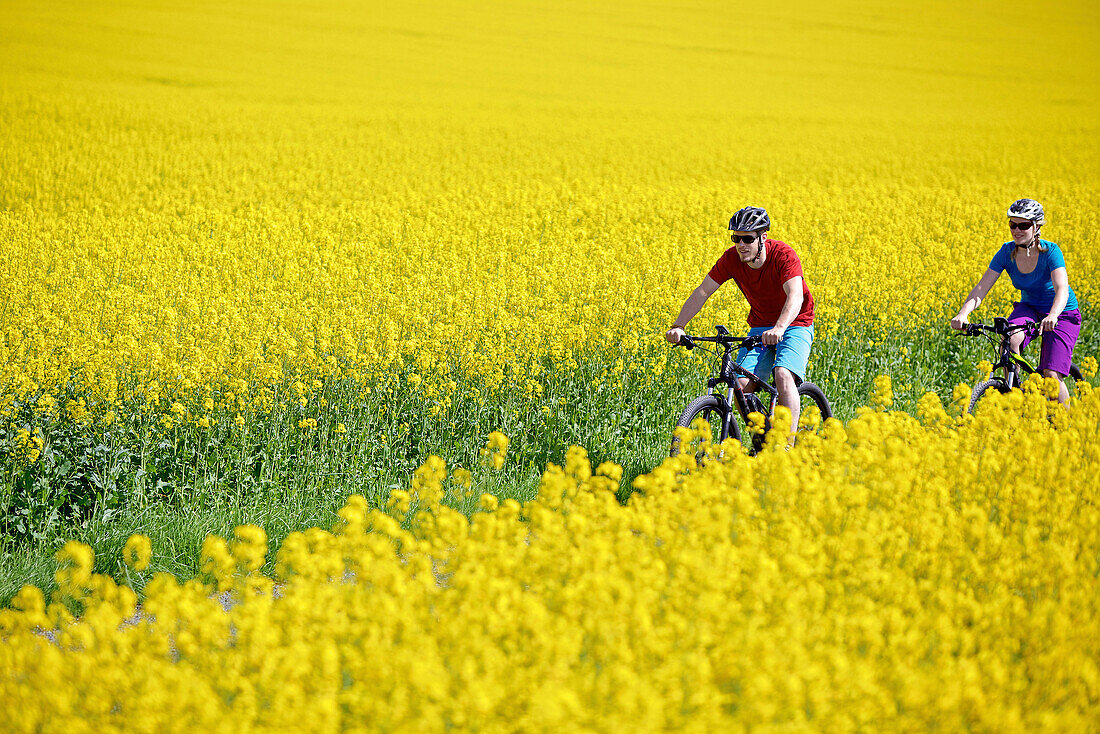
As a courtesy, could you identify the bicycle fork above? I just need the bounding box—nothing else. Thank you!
[703,383,735,442]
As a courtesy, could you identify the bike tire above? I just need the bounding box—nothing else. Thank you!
[670,394,739,459]
[968,378,1010,415]
[797,381,833,426]
[749,382,833,454]
[1069,362,1083,382]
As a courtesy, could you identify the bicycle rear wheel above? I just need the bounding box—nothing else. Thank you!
[749,382,832,453]
[796,382,832,432]
[670,394,739,460]
[968,378,1010,415]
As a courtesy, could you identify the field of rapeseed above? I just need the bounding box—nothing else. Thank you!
[3,383,1099,730]
[1,0,1099,726]
[2,0,1097,544]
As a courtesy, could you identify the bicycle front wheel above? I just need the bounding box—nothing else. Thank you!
[670,394,739,459]
[968,378,1010,415]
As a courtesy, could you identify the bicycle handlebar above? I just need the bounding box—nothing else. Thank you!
[958,319,1040,338]
[675,333,764,351]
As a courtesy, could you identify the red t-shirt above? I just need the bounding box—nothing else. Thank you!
[707,239,814,327]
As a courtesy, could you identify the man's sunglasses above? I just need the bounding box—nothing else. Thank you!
[1008,221,1034,231]
[731,234,758,244]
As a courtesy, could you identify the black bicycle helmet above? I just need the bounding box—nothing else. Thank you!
[728,206,770,233]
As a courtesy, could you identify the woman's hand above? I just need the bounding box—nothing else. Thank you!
[1041,314,1059,333]
[950,313,968,330]
[665,326,685,345]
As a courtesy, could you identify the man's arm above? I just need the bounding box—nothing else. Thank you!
[762,277,804,345]
[665,276,720,344]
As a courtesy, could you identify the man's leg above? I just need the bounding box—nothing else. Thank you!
[773,366,799,436]
[770,325,813,443]
[736,326,772,394]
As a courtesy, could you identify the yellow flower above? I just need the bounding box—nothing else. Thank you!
[479,431,510,469]
[951,382,972,412]
[54,541,94,597]
[122,534,153,572]
[871,374,893,409]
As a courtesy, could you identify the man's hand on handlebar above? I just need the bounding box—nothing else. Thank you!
[762,326,784,346]
[665,326,685,345]
[950,314,968,331]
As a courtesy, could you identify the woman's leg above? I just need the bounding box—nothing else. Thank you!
[1037,309,1081,404]
[1041,369,1069,403]
[1007,302,1042,354]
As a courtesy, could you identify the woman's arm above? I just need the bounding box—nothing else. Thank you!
[1042,267,1070,332]
[951,268,1001,329]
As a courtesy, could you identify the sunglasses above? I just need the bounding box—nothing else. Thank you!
[1008,221,1034,231]
[731,234,758,244]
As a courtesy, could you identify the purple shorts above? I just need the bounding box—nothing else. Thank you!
[1007,303,1081,376]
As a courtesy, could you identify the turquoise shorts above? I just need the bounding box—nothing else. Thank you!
[736,325,814,384]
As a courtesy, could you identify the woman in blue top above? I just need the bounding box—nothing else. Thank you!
[951,199,1081,403]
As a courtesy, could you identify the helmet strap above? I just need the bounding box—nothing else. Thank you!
[751,236,764,264]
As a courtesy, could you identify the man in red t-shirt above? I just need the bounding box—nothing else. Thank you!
[665,206,815,435]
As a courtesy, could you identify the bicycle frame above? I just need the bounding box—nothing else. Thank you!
[689,325,778,442]
[965,316,1040,390]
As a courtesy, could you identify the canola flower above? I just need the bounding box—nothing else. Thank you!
[122,534,152,573]
[0,0,1096,426]
[479,431,511,470]
[0,2,1097,725]
[1,2,1097,542]
[2,383,1099,731]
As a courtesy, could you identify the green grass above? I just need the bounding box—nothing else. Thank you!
[2,312,1096,604]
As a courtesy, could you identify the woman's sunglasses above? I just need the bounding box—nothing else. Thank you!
[731,234,758,244]
[1008,221,1034,231]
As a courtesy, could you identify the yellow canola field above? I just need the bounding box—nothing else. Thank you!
[1,0,1098,407]
[3,382,1099,732]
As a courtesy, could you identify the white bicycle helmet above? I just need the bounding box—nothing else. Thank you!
[1007,198,1045,225]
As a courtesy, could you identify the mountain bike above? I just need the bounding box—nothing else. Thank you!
[957,317,1084,414]
[669,325,832,459]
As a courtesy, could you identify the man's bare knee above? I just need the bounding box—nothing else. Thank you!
[773,367,797,392]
